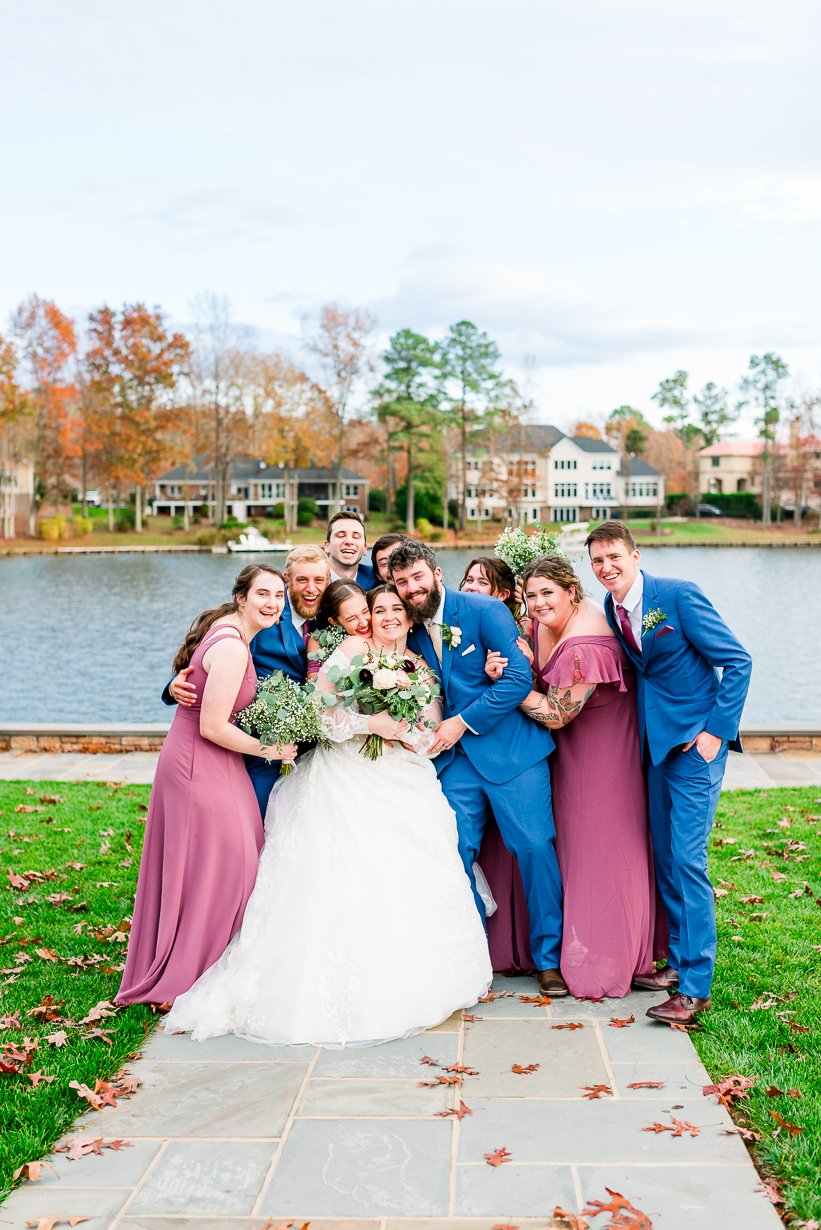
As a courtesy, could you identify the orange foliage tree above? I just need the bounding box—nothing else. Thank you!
[85,304,191,531]
[12,296,79,531]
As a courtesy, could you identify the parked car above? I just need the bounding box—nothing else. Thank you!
[697,503,724,517]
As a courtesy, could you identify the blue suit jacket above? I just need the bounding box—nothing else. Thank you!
[161,598,307,704]
[408,587,553,785]
[604,570,751,766]
[356,560,377,590]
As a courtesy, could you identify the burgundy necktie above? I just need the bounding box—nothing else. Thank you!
[616,603,641,655]
[300,619,313,647]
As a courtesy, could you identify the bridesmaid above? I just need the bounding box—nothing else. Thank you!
[117,565,293,1006]
[487,556,664,998]
[305,581,371,678]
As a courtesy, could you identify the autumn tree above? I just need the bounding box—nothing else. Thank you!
[0,335,30,538]
[12,296,79,532]
[439,320,504,532]
[651,371,703,505]
[86,304,191,532]
[782,395,821,528]
[249,353,335,532]
[372,329,441,530]
[572,420,602,439]
[304,303,374,514]
[604,405,650,454]
[740,352,791,527]
[189,294,255,525]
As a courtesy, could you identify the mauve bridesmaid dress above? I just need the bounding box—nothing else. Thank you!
[117,627,263,1005]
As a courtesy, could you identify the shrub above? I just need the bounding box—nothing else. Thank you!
[297,497,318,526]
[415,517,433,538]
[219,516,241,530]
[699,491,762,519]
[72,515,93,536]
[368,487,387,513]
[194,530,219,546]
[116,508,136,532]
[665,492,693,516]
[171,515,186,530]
[38,517,65,542]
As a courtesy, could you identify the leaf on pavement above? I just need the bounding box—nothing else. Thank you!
[581,1186,653,1229]
[441,1063,479,1075]
[552,1022,585,1030]
[581,1084,612,1100]
[552,1208,590,1230]
[511,1062,540,1075]
[627,1081,665,1089]
[13,1159,53,1183]
[484,1146,513,1166]
[518,994,552,1005]
[419,1055,439,1066]
[644,1116,700,1137]
[436,1100,472,1119]
[608,1015,635,1028]
[24,1219,91,1229]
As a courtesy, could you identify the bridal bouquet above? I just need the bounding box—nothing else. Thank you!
[323,648,441,760]
[235,670,326,773]
[495,524,568,579]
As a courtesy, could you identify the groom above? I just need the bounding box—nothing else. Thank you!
[587,520,751,1024]
[389,541,566,996]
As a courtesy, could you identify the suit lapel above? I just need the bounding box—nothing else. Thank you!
[440,589,458,693]
[280,607,307,673]
[640,571,659,665]
[409,624,442,685]
[606,589,640,664]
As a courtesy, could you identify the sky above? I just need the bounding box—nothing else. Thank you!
[2,0,820,433]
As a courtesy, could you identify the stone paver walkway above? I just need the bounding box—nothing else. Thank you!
[1,751,809,1227]
[0,978,782,1229]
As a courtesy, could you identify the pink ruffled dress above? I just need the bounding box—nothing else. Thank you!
[484,634,663,996]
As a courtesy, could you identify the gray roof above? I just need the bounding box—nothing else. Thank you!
[155,456,366,483]
[570,436,618,454]
[618,457,660,477]
[469,423,566,454]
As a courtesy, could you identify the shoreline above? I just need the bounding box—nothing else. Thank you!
[2,538,820,557]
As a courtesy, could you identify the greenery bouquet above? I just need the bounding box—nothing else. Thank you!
[235,670,326,773]
[323,648,441,760]
[494,524,568,579]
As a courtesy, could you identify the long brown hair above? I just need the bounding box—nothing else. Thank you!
[317,579,366,629]
[172,565,285,673]
[459,556,518,616]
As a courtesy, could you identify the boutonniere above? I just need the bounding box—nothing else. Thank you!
[440,622,462,650]
[641,607,668,638]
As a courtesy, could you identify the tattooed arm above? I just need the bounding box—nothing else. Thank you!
[520,681,596,729]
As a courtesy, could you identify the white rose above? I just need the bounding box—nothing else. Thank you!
[450,626,463,647]
[372,668,398,690]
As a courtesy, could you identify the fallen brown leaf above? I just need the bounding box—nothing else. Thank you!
[770,1110,803,1136]
[626,1081,665,1089]
[436,1100,472,1119]
[511,1062,540,1075]
[581,1084,612,1100]
[483,1146,513,1166]
[609,1015,635,1028]
[552,1021,585,1030]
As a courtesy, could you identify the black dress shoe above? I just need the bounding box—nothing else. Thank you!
[646,992,711,1024]
[538,968,569,997]
[632,967,679,992]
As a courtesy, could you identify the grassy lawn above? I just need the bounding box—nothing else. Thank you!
[690,786,821,1223]
[1,779,820,1220]
[0,781,152,1201]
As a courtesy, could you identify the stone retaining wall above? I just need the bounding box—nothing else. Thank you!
[1,724,820,755]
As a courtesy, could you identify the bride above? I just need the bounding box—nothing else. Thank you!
[164,583,492,1047]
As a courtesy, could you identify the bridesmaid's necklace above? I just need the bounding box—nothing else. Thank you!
[546,603,579,647]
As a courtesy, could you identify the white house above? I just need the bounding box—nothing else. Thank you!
[455,427,663,525]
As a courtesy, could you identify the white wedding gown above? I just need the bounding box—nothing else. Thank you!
[164,646,492,1047]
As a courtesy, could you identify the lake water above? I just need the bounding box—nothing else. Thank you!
[0,547,817,726]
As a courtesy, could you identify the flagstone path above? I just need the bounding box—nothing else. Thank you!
[1,750,809,1227]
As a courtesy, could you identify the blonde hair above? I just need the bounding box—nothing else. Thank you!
[285,544,330,575]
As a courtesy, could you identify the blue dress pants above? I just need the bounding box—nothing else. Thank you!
[646,741,728,999]
[439,749,563,972]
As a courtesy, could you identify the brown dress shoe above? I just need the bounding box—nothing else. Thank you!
[538,968,569,997]
[631,967,679,992]
[646,992,711,1025]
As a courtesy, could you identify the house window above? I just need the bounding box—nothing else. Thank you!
[711,457,720,468]
[343,483,359,498]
